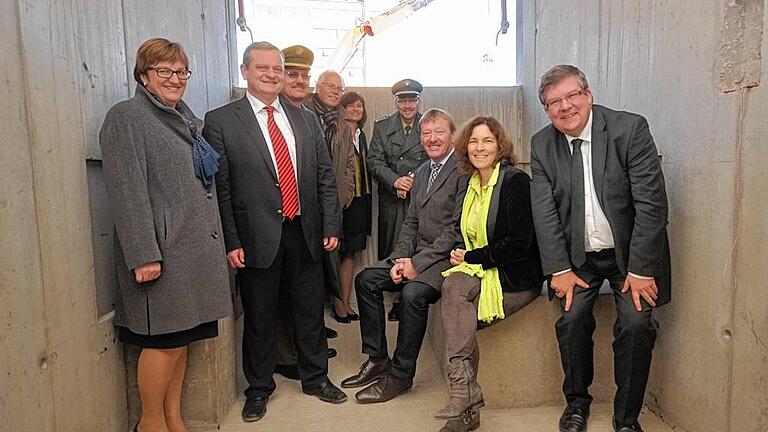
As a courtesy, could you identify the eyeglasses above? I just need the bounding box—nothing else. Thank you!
[545,90,587,110]
[396,97,419,106]
[420,129,449,139]
[286,70,310,80]
[320,82,345,93]
[148,67,192,80]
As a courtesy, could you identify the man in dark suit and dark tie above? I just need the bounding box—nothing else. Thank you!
[530,65,671,432]
[203,41,347,423]
[341,109,467,404]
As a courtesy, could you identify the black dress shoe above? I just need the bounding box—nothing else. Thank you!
[613,418,644,432]
[355,372,412,404]
[387,302,400,321]
[348,312,360,321]
[302,379,348,403]
[341,357,391,388]
[328,347,337,358]
[325,326,338,339]
[559,407,589,432]
[242,396,268,422]
[332,307,351,323]
[274,363,299,380]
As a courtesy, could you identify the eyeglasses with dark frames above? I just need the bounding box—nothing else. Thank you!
[545,90,587,110]
[148,67,192,80]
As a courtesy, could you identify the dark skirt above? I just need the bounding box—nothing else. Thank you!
[341,195,371,255]
[117,320,218,349]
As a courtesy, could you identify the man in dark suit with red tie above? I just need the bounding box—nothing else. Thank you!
[530,65,671,432]
[203,41,347,423]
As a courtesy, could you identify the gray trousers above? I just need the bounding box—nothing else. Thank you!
[441,273,538,371]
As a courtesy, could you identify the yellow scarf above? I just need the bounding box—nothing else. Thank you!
[442,163,505,323]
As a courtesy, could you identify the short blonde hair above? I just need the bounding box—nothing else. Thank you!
[133,38,189,83]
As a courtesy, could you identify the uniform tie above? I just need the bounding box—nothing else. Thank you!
[265,106,299,219]
[404,124,412,137]
[427,162,442,193]
[570,139,586,268]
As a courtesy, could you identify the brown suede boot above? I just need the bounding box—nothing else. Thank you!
[437,407,480,432]
[434,360,484,419]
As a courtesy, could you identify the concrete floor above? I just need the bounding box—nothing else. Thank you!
[208,309,675,432]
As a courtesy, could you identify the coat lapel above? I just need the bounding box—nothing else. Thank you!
[234,97,278,180]
[555,131,572,196]
[282,102,306,179]
[486,165,506,238]
[591,107,608,207]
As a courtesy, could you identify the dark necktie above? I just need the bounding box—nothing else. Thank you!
[427,162,442,193]
[404,125,412,137]
[570,139,586,268]
[265,106,299,219]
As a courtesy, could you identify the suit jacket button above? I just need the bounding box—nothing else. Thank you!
[277,209,283,215]
[399,156,404,160]
[205,192,213,199]
[211,231,219,239]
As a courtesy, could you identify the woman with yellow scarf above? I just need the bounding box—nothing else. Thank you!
[435,117,545,432]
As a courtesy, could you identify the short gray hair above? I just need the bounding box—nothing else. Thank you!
[538,64,589,105]
[316,70,345,88]
[242,41,283,66]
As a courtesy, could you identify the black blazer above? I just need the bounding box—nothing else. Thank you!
[203,96,341,268]
[461,165,545,293]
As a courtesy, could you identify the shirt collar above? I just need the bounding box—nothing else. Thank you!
[564,109,593,144]
[431,149,454,167]
[246,91,283,114]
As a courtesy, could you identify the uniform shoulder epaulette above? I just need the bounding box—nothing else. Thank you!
[374,113,392,123]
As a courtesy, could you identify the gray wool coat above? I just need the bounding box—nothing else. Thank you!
[99,85,232,335]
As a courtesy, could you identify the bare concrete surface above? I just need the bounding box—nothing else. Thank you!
[204,310,674,432]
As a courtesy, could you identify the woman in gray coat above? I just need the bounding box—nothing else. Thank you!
[100,38,231,432]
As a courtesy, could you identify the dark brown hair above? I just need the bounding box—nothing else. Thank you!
[133,38,189,84]
[537,64,589,105]
[454,116,516,174]
[339,91,367,128]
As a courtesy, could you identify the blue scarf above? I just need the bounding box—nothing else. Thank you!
[186,120,220,188]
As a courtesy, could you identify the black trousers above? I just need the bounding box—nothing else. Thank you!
[355,267,441,379]
[556,248,657,426]
[239,217,327,399]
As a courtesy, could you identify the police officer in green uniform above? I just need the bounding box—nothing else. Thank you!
[368,79,426,320]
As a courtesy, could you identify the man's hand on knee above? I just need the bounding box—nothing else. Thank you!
[621,274,658,311]
[395,257,418,280]
[551,270,588,312]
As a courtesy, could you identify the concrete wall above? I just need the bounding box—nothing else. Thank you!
[518,1,767,431]
[0,1,237,431]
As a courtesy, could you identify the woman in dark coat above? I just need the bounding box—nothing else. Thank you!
[99,38,231,432]
[435,116,544,432]
[333,91,372,322]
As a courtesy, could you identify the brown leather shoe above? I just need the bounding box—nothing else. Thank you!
[354,372,412,404]
[341,357,391,388]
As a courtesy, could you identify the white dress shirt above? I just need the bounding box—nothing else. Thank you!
[554,110,650,279]
[564,111,615,252]
[245,91,301,214]
[245,92,298,178]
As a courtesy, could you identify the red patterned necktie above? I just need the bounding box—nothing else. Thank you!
[264,106,299,219]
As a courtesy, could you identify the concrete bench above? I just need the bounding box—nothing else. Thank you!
[426,284,619,408]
